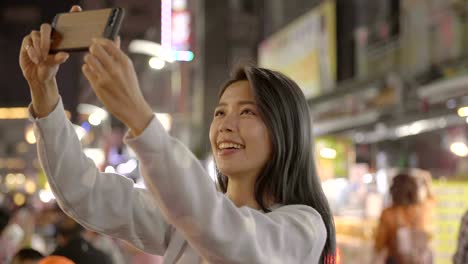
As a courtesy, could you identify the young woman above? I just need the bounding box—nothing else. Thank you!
[19,5,336,263]
[374,173,433,264]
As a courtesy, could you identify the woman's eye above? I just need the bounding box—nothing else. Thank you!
[241,109,255,115]
[214,110,224,117]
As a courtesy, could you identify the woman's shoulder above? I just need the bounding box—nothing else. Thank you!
[380,205,401,219]
[382,204,424,219]
[270,203,321,215]
[268,204,326,236]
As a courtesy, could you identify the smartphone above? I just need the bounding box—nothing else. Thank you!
[49,8,125,53]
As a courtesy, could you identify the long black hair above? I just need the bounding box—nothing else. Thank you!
[215,65,336,263]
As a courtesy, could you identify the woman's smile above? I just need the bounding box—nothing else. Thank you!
[217,141,246,156]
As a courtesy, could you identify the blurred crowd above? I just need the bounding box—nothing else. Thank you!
[0,203,163,264]
[2,170,468,264]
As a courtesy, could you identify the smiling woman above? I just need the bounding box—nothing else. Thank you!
[210,80,273,210]
[213,66,336,263]
[20,5,335,263]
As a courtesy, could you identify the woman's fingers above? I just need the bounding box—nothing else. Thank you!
[93,38,127,65]
[115,36,121,49]
[70,5,82,12]
[84,54,105,76]
[30,31,42,61]
[89,43,114,71]
[27,46,40,64]
[52,52,70,64]
[21,35,38,64]
[24,36,40,64]
[20,35,30,54]
[39,24,52,59]
[82,64,98,85]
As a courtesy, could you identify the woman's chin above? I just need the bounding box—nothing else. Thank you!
[217,166,241,178]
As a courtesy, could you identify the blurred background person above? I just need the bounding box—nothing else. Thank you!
[373,173,433,264]
[83,230,126,264]
[453,209,468,264]
[10,204,47,254]
[50,214,112,264]
[34,205,64,255]
[0,208,17,263]
[10,248,44,264]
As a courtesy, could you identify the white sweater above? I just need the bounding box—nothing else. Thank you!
[30,99,326,264]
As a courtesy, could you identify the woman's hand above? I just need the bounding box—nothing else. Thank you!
[19,5,82,118]
[82,38,154,136]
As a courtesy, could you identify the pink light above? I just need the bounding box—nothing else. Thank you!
[171,11,190,50]
[161,0,172,49]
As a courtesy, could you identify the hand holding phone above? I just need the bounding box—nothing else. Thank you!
[50,7,125,53]
[19,5,107,118]
[82,38,153,136]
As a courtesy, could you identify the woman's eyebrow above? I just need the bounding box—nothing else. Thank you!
[216,100,256,107]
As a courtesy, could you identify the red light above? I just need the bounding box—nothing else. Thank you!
[336,247,341,264]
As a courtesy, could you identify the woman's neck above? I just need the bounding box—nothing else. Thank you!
[226,177,261,210]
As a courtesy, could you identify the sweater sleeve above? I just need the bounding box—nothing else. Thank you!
[124,116,327,263]
[30,98,171,255]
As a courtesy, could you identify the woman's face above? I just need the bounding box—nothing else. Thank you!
[209,80,272,180]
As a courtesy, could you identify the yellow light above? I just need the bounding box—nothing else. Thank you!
[458,106,468,117]
[88,112,103,126]
[0,107,29,119]
[129,39,176,62]
[25,126,36,144]
[25,180,36,194]
[83,148,105,166]
[40,182,55,203]
[149,57,166,70]
[15,174,26,185]
[320,147,337,159]
[450,142,468,157]
[13,193,26,206]
[5,173,16,185]
[156,113,172,131]
[39,189,55,203]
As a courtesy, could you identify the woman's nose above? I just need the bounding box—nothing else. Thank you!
[219,113,237,132]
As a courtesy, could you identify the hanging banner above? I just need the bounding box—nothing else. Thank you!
[432,180,468,264]
[259,0,336,98]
